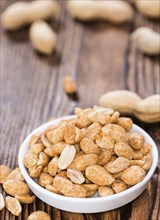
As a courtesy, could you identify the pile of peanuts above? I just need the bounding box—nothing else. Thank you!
[23,106,152,198]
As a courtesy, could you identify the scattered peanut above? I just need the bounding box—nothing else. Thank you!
[27,211,51,220]
[6,168,24,182]
[0,193,5,211]
[63,76,77,95]
[24,106,152,198]
[99,90,160,123]
[5,196,22,216]
[67,0,133,24]
[131,27,160,55]
[1,0,59,30]
[29,20,57,55]
[0,165,11,183]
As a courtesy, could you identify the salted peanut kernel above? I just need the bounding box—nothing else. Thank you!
[48,157,58,176]
[112,180,127,193]
[58,145,76,170]
[45,184,62,194]
[88,111,111,125]
[63,75,77,94]
[102,124,128,143]
[106,157,130,173]
[75,108,93,128]
[15,195,35,204]
[117,117,133,131]
[43,166,48,173]
[27,211,51,220]
[142,153,152,170]
[130,160,145,167]
[44,141,66,157]
[29,133,41,147]
[129,132,144,150]
[114,142,134,159]
[37,152,50,167]
[38,172,54,187]
[111,111,120,123]
[110,155,118,161]
[23,152,39,168]
[29,143,45,155]
[64,184,87,198]
[75,143,80,152]
[74,107,83,114]
[6,168,24,182]
[96,134,114,149]
[47,124,65,144]
[67,169,85,184]
[133,150,143,160]
[44,124,59,136]
[97,149,112,166]
[80,138,100,154]
[56,171,68,179]
[41,134,52,148]
[140,143,152,156]
[29,165,43,178]
[82,184,99,192]
[85,122,101,140]
[121,165,146,185]
[3,180,29,196]
[86,190,97,197]
[5,196,22,216]
[75,127,83,143]
[69,154,98,171]
[0,165,12,183]
[64,121,76,144]
[98,186,114,197]
[85,165,115,186]
[93,105,114,115]
[53,176,73,194]
[113,171,123,179]
[0,193,5,211]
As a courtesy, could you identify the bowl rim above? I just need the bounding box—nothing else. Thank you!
[18,115,158,203]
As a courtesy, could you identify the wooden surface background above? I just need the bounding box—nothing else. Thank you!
[0,0,160,220]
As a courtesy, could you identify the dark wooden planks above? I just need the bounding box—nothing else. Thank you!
[0,0,160,220]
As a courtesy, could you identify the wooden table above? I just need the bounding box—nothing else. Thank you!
[1,1,160,219]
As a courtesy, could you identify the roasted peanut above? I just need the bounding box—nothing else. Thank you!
[44,142,66,157]
[98,186,114,197]
[111,111,120,123]
[63,76,77,95]
[133,150,143,160]
[37,152,50,167]
[105,157,130,173]
[53,176,73,195]
[15,195,35,204]
[64,184,87,198]
[67,169,85,184]
[80,138,100,154]
[45,184,61,194]
[142,153,152,171]
[0,165,11,183]
[67,0,133,24]
[6,168,24,182]
[82,184,99,192]
[121,165,146,185]
[88,111,111,125]
[85,122,101,140]
[102,124,128,143]
[117,117,133,131]
[1,0,59,30]
[48,157,58,176]
[29,143,45,155]
[112,180,127,193]
[97,149,112,166]
[131,27,160,55]
[23,152,39,168]
[38,172,54,187]
[5,196,22,216]
[129,132,144,150]
[99,90,160,123]
[96,134,114,149]
[29,134,41,147]
[64,121,76,144]
[3,180,29,196]
[29,165,43,178]
[114,142,134,159]
[27,211,51,220]
[85,165,115,186]
[41,135,52,148]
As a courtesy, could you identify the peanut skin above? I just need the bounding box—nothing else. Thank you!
[99,90,160,123]
[1,0,59,30]
[67,0,133,24]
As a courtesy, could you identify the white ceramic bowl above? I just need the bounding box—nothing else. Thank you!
[18,115,158,213]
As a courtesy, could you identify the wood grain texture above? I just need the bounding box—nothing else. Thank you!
[0,0,160,220]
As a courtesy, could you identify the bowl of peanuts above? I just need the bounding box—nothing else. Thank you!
[18,106,158,213]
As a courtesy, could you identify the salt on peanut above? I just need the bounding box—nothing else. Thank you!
[6,167,24,182]
[80,138,100,154]
[45,184,62,195]
[142,153,152,171]
[15,195,35,204]
[85,122,101,140]
[41,134,52,148]
[29,165,43,178]
[67,169,85,184]
[105,157,130,173]
[98,186,114,197]
[97,149,112,166]
[38,172,54,187]
[85,165,115,186]
[96,134,114,149]
[112,180,127,193]
[0,165,11,183]
[5,196,22,216]
[64,184,87,198]
[27,211,51,220]
[121,165,146,185]
[117,117,133,131]
[48,156,58,176]
[129,132,144,150]
[23,152,39,168]
[29,133,41,147]
[44,141,66,157]
[53,176,73,195]
[29,143,45,155]
[114,142,134,159]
